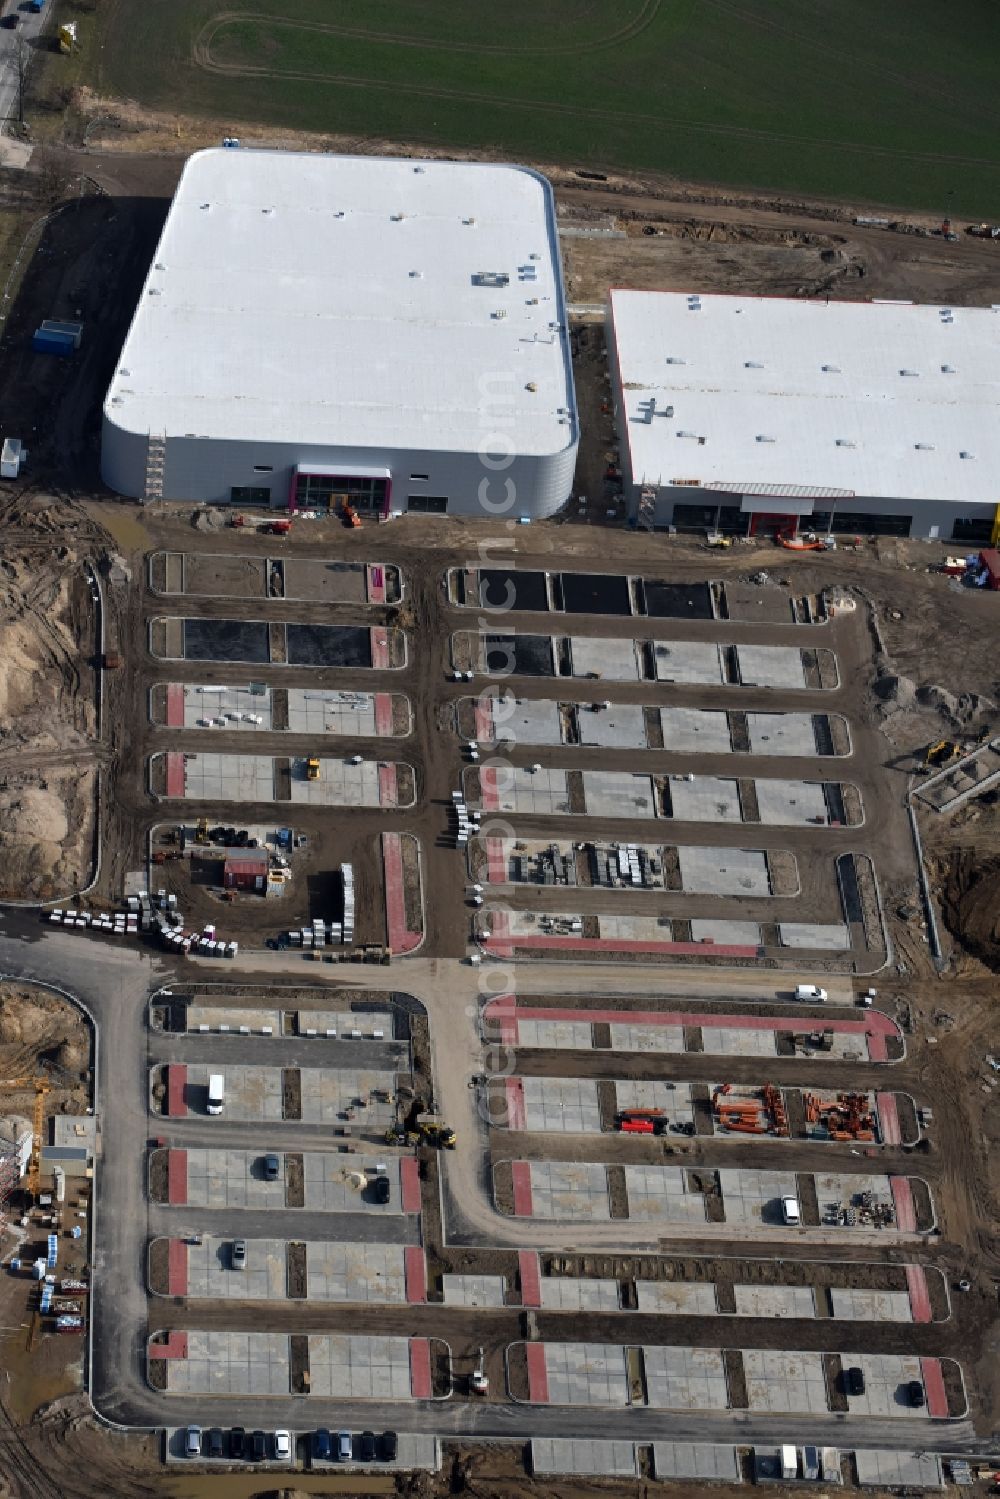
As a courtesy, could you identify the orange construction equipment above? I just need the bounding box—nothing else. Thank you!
[342,501,362,529]
[803,1091,876,1141]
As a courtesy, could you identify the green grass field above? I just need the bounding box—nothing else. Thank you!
[91,0,1000,214]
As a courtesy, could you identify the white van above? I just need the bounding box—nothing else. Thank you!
[207,1073,225,1115]
[781,1195,801,1225]
[794,983,827,1002]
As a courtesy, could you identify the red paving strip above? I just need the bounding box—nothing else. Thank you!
[408,1338,432,1399]
[366,564,386,605]
[149,1330,188,1360]
[165,752,185,799]
[483,934,758,959]
[381,832,422,954]
[370,626,389,670]
[404,1247,427,1304]
[511,1161,533,1217]
[525,1343,550,1404]
[876,1092,902,1146]
[378,764,398,809]
[505,1078,527,1132]
[890,1175,917,1232]
[167,1239,188,1297]
[867,1031,888,1062]
[165,684,184,727]
[919,1356,949,1418]
[485,836,507,884]
[399,1156,422,1214]
[519,1250,542,1308]
[167,1150,188,1206]
[492,993,519,1048]
[905,1264,933,1324]
[374,692,394,737]
[482,1000,900,1050]
[166,1064,188,1118]
[479,766,500,811]
[475,696,494,744]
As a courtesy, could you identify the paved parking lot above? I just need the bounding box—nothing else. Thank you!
[307,1242,407,1303]
[841,1354,927,1418]
[184,1150,286,1210]
[179,753,275,802]
[185,1235,286,1299]
[541,1342,629,1406]
[288,758,402,808]
[298,1067,397,1127]
[744,1349,829,1413]
[286,689,384,737]
[303,1155,402,1213]
[172,684,274,731]
[307,1335,412,1399]
[624,1166,706,1222]
[164,1330,290,1395]
[718,1168,798,1226]
[643,1345,729,1410]
[182,1064,283,1121]
[636,1282,718,1315]
[519,1076,602,1133]
[525,1162,609,1219]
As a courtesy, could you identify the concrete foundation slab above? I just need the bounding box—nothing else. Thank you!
[525,1161,610,1219]
[719,1167,799,1226]
[307,1242,406,1303]
[181,1064,283,1122]
[615,1079,694,1128]
[653,640,723,684]
[307,1334,412,1399]
[298,1068,397,1127]
[690,918,761,945]
[288,757,394,808]
[701,1027,778,1058]
[747,712,819,756]
[577,702,647,749]
[660,707,731,754]
[830,1288,912,1322]
[652,1443,740,1482]
[184,1150,287,1210]
[515,1018,594,1050]
[483,766,570,816]
[609,1022,685,1053]
[841,1353,927,1417]
[442,1274,506,1308]
[735,645,806,689]
[484,694,562,746]
[756,779,830,825]
[540,1278,620,1312]
[744,1348,828,1413]
[624,1165,706,1222]
[164,1330,289,1395]
[636,1282,718,1316]
[179,753,275,802]
[286,689,381,737]
[532,1438,636,1476]
[303,1155,402,1213]
[669,776,742,822]
[779,922,851,949]
[733,1285,816,1318]
[541,1342,629,1406]
[185,1236,286,1300]
[185,1005,282,1034]
[520,1076,602,1134]
[677,845,774,896]
[855,1450,943,1488]
[568,637,641,681]
[582,770,657,819]
[643,1345,728,1409]
[176,684,274,731]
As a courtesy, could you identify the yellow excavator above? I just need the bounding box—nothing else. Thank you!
[922,740,960,772]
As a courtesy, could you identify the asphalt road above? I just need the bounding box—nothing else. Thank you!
[0,915,992,1455]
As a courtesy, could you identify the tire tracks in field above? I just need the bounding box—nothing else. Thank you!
[191,31,1000,173]
[192,0,662,65]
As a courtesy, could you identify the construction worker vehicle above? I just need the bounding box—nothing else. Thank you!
[470,1349,489,1395]
[922,739,960,771]
[305,757,321,781]
[415,1113,456,1149]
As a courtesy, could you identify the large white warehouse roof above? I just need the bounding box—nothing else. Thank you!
[611,290,1000,504]
[105,149,576,456]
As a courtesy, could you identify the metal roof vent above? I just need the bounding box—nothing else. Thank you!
[755,434,776,443]
[463,217,477,226]
[409,270,423,279]
[914,442,935,451]
[960,451,975,459]
[899,368,919,376]
[390,212,406,222]
[744,361,764,369]
[526,382,537,392]
[413,165,425,173]
[835,438,855,448]
[941,364,956,373]
[822,364,841,373]
[676,430,698,439]
[665,357,686,365]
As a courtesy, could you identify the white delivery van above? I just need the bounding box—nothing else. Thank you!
[795,983,827,1002]
[781,1445,798,1480]
[207,1073,225,1115]
[781,1195,801,1225]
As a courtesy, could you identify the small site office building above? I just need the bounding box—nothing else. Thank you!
[102,149,578,518]
[609,290,1000,542]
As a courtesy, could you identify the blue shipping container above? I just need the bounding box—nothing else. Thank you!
[32,331,74,357]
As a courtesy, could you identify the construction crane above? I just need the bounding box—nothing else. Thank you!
[0,1077,51,1198]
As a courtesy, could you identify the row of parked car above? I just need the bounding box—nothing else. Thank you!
[184,1425,398,1463]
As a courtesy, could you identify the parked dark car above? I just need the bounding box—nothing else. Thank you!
[229,1427,245,1459]
[262,1153,281,1180]
[373,1175,391,1204]
[907,1379,926,1407]
[312,1428,332,1461]
[378,1430,398,1462]
[360,1430,377,1462]
[844,1366,865,1397]
[207,1428,225,1458]
[249,1429,267,1461]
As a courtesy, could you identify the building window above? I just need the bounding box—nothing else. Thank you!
[811,510,912,538]
[294,473,388,513]
[950,517,993,544]
[253,464,273,473]
[409,473,429,481]
[230,485,271,505]
[407,495,448,514]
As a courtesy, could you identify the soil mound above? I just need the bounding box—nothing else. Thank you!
[938,848,1000,969]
